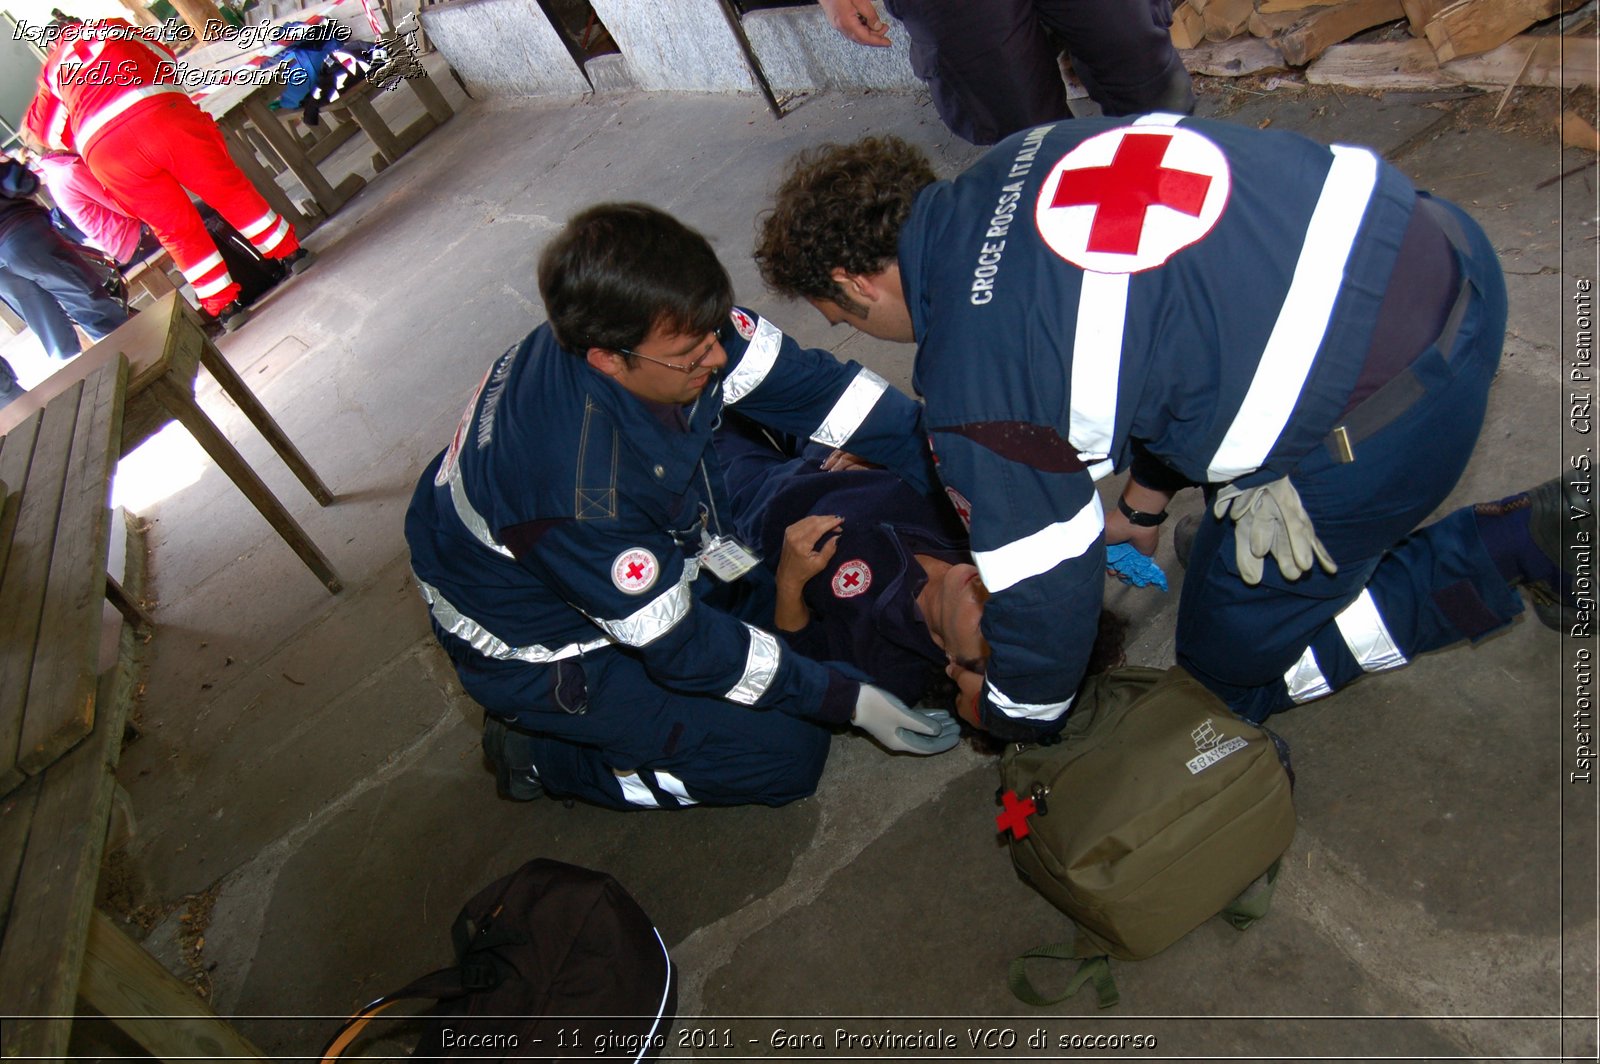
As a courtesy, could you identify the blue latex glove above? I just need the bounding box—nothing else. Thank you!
[1106,543,1168,592]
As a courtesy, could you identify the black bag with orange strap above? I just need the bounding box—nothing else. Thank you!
[321,859,676,1061]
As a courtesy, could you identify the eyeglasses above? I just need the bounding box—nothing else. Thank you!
[615,336,718,374]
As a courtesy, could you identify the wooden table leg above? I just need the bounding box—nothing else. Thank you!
[241,93,363,218]
[407,70,454,124]
[104,576,154,634]
[343,95,405,166]
[196,341,335,506]
[146,375,342,594]
[220,124,311,236]
[80,909,270,1062]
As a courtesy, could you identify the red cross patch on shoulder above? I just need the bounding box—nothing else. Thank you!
[730,307,758,341]
[612,548,659,594]
[1034,126,1231,274]
[831,559,872,598]
[945,486,973,530]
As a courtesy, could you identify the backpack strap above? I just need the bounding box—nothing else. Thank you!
[1221,859,1282,930]
[1007,946,1119,1009]
[317,967,468,1061]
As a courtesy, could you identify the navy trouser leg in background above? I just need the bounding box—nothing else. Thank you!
[882,0,1192,145]
[1175,200,1520,723]
[0,213,127,361]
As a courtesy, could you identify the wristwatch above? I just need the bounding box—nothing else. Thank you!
[1117,495,1169,527]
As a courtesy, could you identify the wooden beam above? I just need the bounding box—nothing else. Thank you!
[164,0,228,39]
[1202,0,1256,41]
[1180,36,1290,76]
[1171,1,1207,50]
[1424,0,1585,63]
[1248,8,1315,37]
[1278,0,1406,66]
[1399,0,1451,36]
[1305,34,1597,89]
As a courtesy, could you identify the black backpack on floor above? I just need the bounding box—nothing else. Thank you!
[321,859,677,1061]
[196,204,288,307]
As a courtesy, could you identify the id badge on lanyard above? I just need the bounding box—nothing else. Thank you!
[697,527,760,582]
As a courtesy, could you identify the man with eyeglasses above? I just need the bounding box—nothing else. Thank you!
[404,203,960,812]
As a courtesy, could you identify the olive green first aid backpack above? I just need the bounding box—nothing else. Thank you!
[996,666,1296,1008]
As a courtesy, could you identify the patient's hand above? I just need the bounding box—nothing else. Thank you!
[820,449,878,472]
[946,661,987,730]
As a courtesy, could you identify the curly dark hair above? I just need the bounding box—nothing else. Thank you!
[754,136,937,307]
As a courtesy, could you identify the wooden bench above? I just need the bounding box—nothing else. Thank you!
[0,357,268,1061]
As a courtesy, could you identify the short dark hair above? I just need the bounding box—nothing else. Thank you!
[537,203,733,354]
[755,136,936,306]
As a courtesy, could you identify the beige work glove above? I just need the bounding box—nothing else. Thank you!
[1212,477,1337,585]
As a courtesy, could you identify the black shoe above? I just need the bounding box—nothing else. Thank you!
[1477,471,1590,631]
[216,301,251,332]
[285,247,316,275]
[482,715,545,801]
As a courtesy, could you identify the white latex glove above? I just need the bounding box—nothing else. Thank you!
[852,686,960,755]
[1212,477,1337,585]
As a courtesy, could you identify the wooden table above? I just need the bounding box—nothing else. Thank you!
[0,293,342,594]
[0,358,268,1062]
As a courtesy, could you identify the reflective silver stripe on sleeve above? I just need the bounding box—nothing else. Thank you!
[971,493,1104,594]
[616,772,660,808]
[721,316,782,405]
[810,368,889,448]
[725,624,781,705]
[444,456,515,558]
[652,771,698,806]
[1283,645,1332,703]
[415,575,612,663]
[588,564,696,647]
[1334,588,1408,673]
[1068,270,1129,467]
[987,678,1075,722]
[1206,145,1380,481]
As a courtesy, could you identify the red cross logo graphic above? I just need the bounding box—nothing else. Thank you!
[1048,132,1211,255]
[832,559,871,599]
[995,790,1039,840]
[612,548,659,594]
[1034,125,1231,274]
[841,570,860,588]
[626,561,647,582]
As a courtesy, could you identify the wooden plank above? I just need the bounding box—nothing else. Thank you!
[1202,0,1256,41]
[0,415,40,608]
[1424,0,1584,62]
[0,775,42,934]
[1400,0,1452,35]
[1181,36,1291,76]
[1278,0,1406,66]
[0,389,81,796]
[18,358,128,775]
[1306,34,1596,88]
[1172,0,1208,49]
[80,910,271,1061]
[0,665,132,1059]
[1259,0,1340,10]
[1249,7,1319,37]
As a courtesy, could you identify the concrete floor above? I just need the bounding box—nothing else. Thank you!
[14,58,1594,1061]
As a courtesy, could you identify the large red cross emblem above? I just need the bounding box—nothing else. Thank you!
[1034,125,1231,274]
[995,790,1039,840]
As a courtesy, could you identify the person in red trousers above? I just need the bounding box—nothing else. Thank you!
[23,15,313,330]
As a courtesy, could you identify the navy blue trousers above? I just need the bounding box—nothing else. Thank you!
[1176,199,1521,723]
[883,0,1194,145]
[0,213,127,361]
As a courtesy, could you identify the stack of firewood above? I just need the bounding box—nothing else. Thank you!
[1169,0,1596,103]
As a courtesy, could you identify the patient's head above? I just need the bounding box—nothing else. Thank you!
[921,562,989,671]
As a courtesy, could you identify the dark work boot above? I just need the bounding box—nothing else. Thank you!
[482,715,545,801]
[216,301,251,332]
[285,247,316,275]
[1474,471,1591,630]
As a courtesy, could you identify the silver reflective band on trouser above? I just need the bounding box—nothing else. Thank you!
[987,677,1074,722]
[721,316,782,405]
[1282,588,1408,703]
[811,369,888,448]
[725,624,781,705]
[589,565,696,647]
[443,455,514,558]
[615,770,698,808]
[972,493,1104,594]
[1206,145,1381,482]
[415,576,612,663]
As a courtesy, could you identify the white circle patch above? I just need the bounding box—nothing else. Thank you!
[944,486,973,530]
[612,548,659,595]
[831,559,872,599]
[1034,126,1231,275]
[730,307,758,341]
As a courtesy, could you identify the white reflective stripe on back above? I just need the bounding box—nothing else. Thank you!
[181,251,225,282]
[444,457,514,557]
[253,217,291,253]
[1206,145,1379,481]
[653,771,697,806]
[721,316,782,405]
[415,575,613,663]
[725,624,781,705]
[616,772,659,808]
[972,493,1104,594]
[810,368,888,448]
[75,83,185,147]
[987,677,1074,722]
[1069,270,1129,464]
[590,567,694,647]
[1087,458,1115,481]
[237,211,279,238]
[1334,588,1407,673]
[1133,113,1186,127]
[193,274,233,298]
[1283,645,1332,703]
